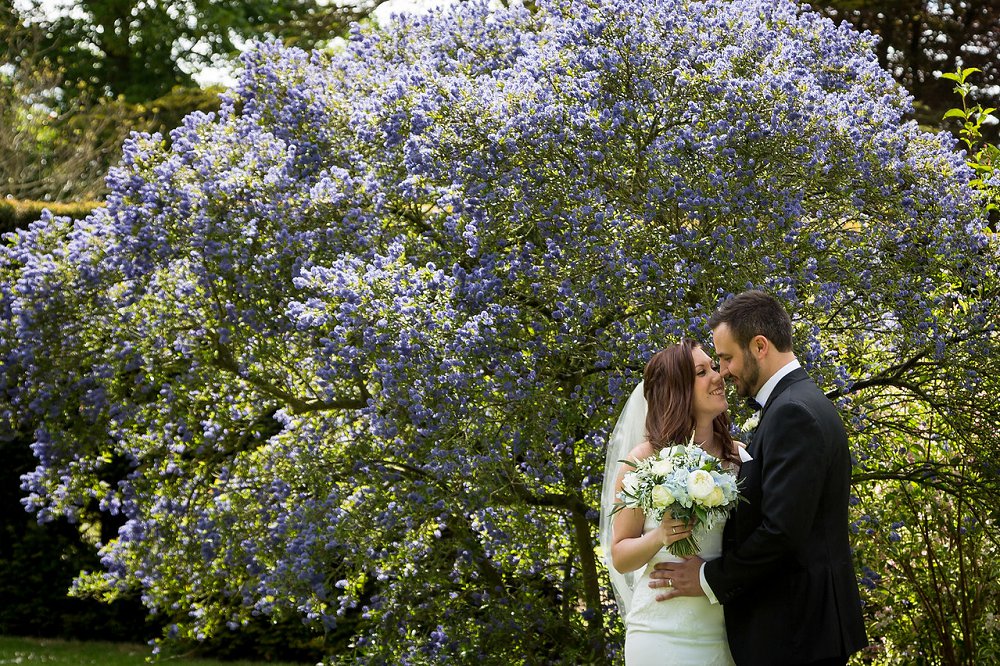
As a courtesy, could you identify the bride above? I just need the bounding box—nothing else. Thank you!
[600,340,749,665]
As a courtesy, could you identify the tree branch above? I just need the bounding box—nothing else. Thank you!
[211,340,369,413]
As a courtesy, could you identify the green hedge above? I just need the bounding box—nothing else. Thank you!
[0,199,102,235]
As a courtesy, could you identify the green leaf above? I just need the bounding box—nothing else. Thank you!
[943,108,967,120]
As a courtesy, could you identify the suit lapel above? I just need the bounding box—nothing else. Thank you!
[733,369,810,526]
[743,368,810,461]
[758,367,809,418]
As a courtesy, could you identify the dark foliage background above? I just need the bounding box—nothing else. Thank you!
[812,0,1000,141]
[0,431,151,642]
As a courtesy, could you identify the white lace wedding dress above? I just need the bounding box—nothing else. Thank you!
[624,513,735,665]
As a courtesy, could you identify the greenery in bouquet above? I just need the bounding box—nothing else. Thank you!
[614,438,742,557]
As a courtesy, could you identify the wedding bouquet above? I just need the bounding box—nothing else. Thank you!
[613,435,743,557]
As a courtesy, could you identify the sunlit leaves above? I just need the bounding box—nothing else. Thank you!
[2,0,998,662]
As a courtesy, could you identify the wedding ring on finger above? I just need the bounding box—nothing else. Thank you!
[667,578,673,587]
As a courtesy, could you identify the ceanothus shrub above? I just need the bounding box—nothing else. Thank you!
[1,0,996,661]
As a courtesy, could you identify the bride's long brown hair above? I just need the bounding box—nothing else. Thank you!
[643,339,736,462]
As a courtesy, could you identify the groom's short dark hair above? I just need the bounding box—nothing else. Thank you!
[708,290,793,352]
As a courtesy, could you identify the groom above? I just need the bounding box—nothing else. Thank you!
[650,291,867,665]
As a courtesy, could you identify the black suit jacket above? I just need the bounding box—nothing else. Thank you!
[704,367,867,665]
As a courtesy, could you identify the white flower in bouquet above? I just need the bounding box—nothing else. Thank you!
[650,451,676,476]
[651,485,675,509]
[706,486,726,507]
[686,469,716,501]
[622,471,641,497]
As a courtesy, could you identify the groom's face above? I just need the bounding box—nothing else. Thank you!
[711,323,761,398]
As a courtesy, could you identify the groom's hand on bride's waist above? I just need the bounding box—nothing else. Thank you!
[650,557,706,601]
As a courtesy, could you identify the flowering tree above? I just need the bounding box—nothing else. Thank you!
[846,71,1000,666]
[2,0,997,662]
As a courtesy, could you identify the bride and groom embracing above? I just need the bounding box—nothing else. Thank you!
[599,291,868,666]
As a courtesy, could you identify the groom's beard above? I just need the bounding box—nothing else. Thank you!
[734,349,760,398]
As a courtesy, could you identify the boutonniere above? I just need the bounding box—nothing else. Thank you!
[740,412,760,434]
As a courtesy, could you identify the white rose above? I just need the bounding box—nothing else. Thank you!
[687,469,717,501]
[651,484,675,509]
[651,457,675,476]
[622,472,640,497]
[741,413,760,432]
[703,486,725,507]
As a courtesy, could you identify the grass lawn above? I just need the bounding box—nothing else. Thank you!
[0,636,312,665]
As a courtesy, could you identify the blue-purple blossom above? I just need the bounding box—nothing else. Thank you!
[1,0,996,661]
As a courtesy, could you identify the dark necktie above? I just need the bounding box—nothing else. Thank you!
[746,397,763,412]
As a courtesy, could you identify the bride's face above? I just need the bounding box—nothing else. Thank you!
[691,346,728,418]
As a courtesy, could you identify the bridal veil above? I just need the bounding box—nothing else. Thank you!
[599,380,647,618]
